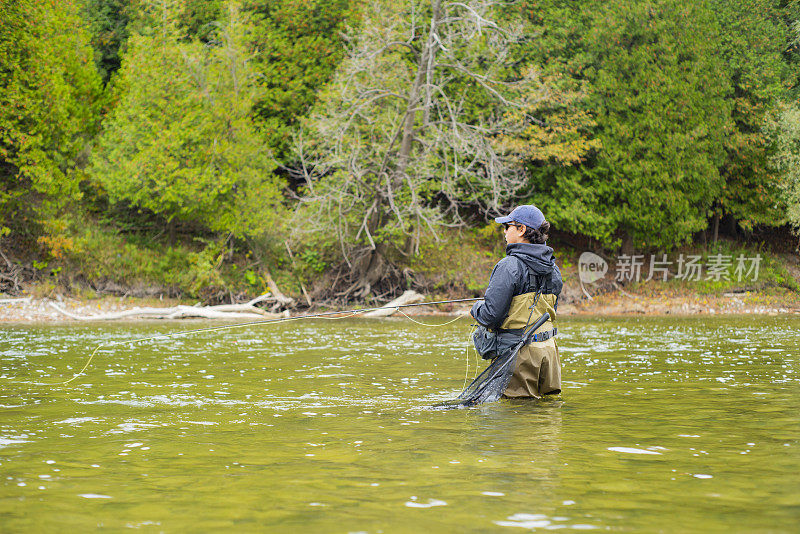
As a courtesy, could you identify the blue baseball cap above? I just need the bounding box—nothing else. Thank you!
[494,205,545,229]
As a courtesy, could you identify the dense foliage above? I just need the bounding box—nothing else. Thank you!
[518,0,798,249]
[0,0,101,251]
[0,0,798,298]
[247,0,357,163]
[90,1,282,240]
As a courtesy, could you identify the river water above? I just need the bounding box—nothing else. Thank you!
[1,315,799,532]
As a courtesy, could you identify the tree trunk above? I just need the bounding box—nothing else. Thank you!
[621,233,634,255]
[394,2,440,184]
[350,0,442,297]
[712,212,720,244]
[725,214,737,236]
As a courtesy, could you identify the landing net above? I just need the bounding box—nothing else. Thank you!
[432,311,550,409]
[432,340,522,409]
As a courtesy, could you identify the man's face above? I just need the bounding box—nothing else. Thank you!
[503,223,527,244]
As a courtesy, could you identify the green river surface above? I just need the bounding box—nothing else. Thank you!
[1,315,799,532]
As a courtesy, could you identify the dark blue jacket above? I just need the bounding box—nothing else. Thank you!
[470,243,563,329]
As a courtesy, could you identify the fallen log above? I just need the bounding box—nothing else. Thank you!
[48,293,283,321]
[205,293,275,315]
[263,270,295,310]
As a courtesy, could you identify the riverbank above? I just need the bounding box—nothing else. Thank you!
[558,286,800,316]
[3,235,799,323]
[3,285,799,322]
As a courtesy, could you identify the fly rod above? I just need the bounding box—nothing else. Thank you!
[57,297,484,385]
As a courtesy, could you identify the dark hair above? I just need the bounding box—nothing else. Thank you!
[522,221,550,244]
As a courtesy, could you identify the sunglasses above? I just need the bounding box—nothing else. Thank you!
[503,223,521,230]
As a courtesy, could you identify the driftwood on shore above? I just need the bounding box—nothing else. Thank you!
[48,294,285,321]
[0,297,31,304]
[263,270,296,310]
[42,289,427,321]
[363,290,425,317]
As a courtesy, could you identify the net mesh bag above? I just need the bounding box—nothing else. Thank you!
[432,341,523,409]
[433,311,550,409]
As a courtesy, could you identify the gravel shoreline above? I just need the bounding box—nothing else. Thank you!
[2,290,799,323]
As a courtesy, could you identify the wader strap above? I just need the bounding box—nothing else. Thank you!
[529,327,557,343]
[497,326,557,340]
[522,292,539,330]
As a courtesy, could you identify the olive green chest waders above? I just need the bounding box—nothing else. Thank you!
[499,292,561,398]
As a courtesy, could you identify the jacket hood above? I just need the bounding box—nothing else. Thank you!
[506,242,556,275]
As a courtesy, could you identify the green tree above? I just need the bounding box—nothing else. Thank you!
[299,0,537,296]
[707,0,796,235]
[246,0,358,163]
[520,0,732,250]
[179,0,224,40]
[82,0,234,85]
[0,0,102,252]
[82,0,136,84]
[770,104,800,235]
[90,0,283,241]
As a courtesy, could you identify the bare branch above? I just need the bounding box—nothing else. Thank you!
[292,0,539,285]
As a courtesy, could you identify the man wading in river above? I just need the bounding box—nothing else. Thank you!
[470,205,563,398]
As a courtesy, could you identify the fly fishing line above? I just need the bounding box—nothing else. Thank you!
[392,308,478,391]
[53,297,482,385]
